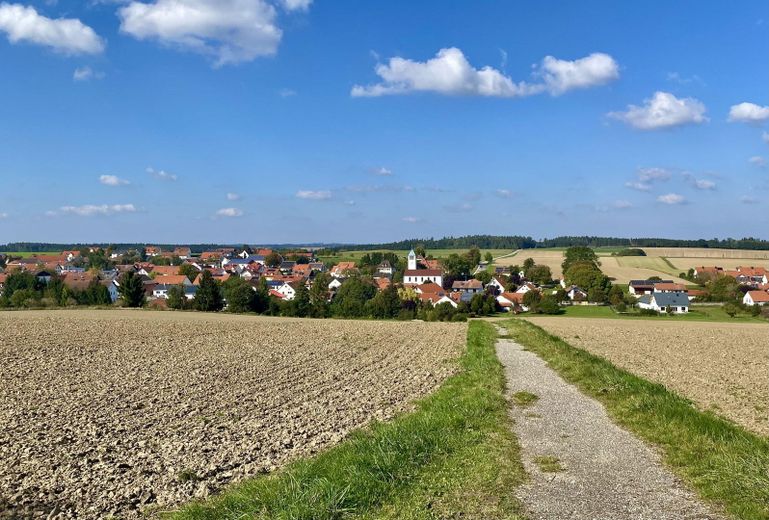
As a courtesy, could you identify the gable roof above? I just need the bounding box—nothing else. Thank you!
[652,292,690,307]
[747,290,769,302]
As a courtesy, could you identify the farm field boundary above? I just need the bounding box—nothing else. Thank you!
[170,321,526,520]
[504,319,769,520]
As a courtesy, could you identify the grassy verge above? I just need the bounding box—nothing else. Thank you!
[167,321,525,520]
[552,304,766,323]
[504,319,769,520]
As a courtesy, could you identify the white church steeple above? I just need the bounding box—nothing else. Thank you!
[407,249,417,270]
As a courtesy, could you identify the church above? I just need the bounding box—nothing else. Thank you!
[403,249,443,287]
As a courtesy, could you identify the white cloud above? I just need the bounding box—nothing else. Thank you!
[146,166,177,181]
[666,72,703,86]
[215,207,243,217]
[119,0,283,66]
[749,156,766,167]
[73,66,104,81]
[351,47,618,98]
[535,52,619,95]
[657,193,685,205]
[372,166,393,176]
[226,192,240,200]
[99,174,130,186]
[608,91,708,130]
[279,0,311,11]
[296,190,332,200]
[693,179,716,190]
[625,181,652,192]
[278,88,296,97]
[727,102,769,123]
[637,167,671,182]
[57,203,137,216]
[402,216,421,223]
[0,3,105,55]
[495,188,513,198]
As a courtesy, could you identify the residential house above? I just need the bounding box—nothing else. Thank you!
[377,261,394,276]
[637,292,689,313]
[652,282,687,293]
[451,279,484,294]
[145,246,161,257]
[487,277,507,294]
[743,290,769,306]
[330,261,358,278]
[565,285,588,301]
[173,247,192,259]
[497,292,528,312]
[515,282,538,294]
[628,280,674,295]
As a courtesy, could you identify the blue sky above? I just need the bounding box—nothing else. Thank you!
[0,0,767,244]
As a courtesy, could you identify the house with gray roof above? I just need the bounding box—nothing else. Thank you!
[637,292,689,314]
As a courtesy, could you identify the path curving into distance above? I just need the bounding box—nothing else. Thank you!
[495,327,724,520]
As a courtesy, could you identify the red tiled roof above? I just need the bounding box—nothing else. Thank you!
[747,290,769,302]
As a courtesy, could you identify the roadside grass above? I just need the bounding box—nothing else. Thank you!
[512,391,539,407]
[532,456,563,473]
[167,321,526,520]
[505,319,769,520]
[550,304,766,323]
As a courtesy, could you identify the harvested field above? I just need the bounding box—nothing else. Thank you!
[525,317,769,436]
[642,247,769,260]
[0,310,466,519]
[599,257,689,284]
[495,250,565,279]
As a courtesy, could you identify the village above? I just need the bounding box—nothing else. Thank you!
[1,244,767,319]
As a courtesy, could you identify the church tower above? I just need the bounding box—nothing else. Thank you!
[407,249,417,270]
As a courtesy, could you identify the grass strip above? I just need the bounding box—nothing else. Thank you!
[505,318,769,520]
[167,321,525,520]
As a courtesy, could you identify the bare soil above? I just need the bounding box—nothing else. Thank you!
[0,310,465,519]
[525,317,769,436]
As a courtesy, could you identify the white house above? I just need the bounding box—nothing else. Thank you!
[488,277,506,293]
[276,281,298,300]
[328,278,343,290]
[637,292,689,314]
[516,282,537,294]
[743,290,769,306]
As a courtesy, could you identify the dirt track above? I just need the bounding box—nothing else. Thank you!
[526,317,769,436]
[0,310,465,519]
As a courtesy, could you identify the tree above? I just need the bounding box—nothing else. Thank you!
[118,271,145,308]
[522,290,541,310]
[194,270,223,311]
[167,284,187,310]
[414,246,426,258]
[475,270,492,284]
[442,254,472,279]
[284,283,311,317]
[723,302,740,318]
[332,277,376,317]
[367,284,401,319]
[309,273,331,318]
[564,261,610,294]
[537,295,561,314]
[523,258,535,270]
[562,246,599,273]
[525,264,552,285]
[265,252,282,267]
[587,286,607,303]
[179,263,199,282]
[484,251,493,263]
[221,277,255,313]
[608,285,625,306]
[466,247,481,267]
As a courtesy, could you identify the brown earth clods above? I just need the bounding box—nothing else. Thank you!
[0,310,466,519]
[526,317,769,436]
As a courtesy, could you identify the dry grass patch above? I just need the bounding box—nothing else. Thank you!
[526,317,769,436]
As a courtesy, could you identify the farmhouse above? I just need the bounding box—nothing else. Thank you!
[451,279,483,294]
[653,282,687,293]
[497,291,528,312]
[637,292,690,314]
[628,279,674,295]
[743,290,769,306]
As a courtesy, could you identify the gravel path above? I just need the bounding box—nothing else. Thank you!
[495,327,725,520]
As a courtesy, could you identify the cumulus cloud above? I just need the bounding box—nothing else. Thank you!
[118,0,283,66]
[749,156,766,167]
[495,188,513,198]
[692,179,716,190]
[73,66,104,81]
[279,0,311,11]
[625,181,652,192]
[226,192,240,200]
[728,102,769,123]
[534,52,619,95]
[657,193,685,205]
[215,207,243,217]
[99,174,130,186]
[296,190,332,200]
[371,166,393,176]
[146,166,177,181]
[0,3,105,55]
[351,47,618,98]
[55,203,137,216]
[608,91,708,130]
[637,167,671,182]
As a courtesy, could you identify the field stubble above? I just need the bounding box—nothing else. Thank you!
[0,310,466,519]
[525,317,768,436]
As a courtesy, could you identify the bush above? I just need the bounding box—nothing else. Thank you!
[639,308,658,316]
